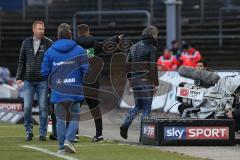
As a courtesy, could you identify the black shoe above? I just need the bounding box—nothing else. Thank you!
[49,134,57,141]
[73,138,79,143]
[92,136,104,142]
[72,134,79,143]
[26,133,33,141]
[39,136,46,141]
[120,126,128,139]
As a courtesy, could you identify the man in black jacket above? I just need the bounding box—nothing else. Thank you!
[76,24,121,142]
[120,26,159,139]
[16,20,52,141]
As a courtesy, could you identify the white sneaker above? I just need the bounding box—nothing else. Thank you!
[64,140,76,153]
[57,148,67,155]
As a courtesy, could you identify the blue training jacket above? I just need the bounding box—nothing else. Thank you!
[41,39,88,103]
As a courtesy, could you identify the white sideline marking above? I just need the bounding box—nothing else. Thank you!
[0,136,25,138]
[22,145,79,160]
[32,143,122,147]
[81,134,166,152]
[0,126,22,128]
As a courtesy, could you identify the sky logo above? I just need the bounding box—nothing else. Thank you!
[164,127,186,140]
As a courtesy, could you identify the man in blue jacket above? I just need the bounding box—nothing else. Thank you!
[41,24,88,154]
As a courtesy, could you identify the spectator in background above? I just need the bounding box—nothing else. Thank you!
[194,59,214,88]
[76,24,122,142]
[41,24,88,154]
[171,40,181,61]
[195,59,207,70]
[16,20,52,141]
[157,48,179,71]
[120,26,159,140]
[179,42,202,68]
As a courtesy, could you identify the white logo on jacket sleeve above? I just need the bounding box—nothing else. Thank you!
[53,61,75,66]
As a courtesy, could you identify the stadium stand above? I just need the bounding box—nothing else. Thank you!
[0,0,240,75]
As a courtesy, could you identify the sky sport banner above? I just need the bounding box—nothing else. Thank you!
[120,71,240,113]
[163,126,229,140]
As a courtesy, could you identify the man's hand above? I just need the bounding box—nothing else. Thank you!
[118,34,124,40]
[16,80,24,89]
[226,111,233,118]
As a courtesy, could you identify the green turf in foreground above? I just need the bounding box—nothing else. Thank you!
[0,123,205,160]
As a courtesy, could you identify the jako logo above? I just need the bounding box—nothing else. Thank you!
[164,127,186,140]
[63,78,75,84]
[143,125,155,139]
[164,126,229,140]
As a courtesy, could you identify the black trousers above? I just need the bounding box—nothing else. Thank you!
[84,79,103,137]
[50,103,57,136]
[85,97,102,137]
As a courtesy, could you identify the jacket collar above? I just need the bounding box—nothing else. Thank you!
[141,34,157,47]
[31,36,45,44]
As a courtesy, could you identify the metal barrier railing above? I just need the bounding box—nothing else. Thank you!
[218,6,240,47]
[22,0,26,20]
[72,10,151,40]
[0,8,2,49]
[45,0,49,22]
[150,0,154,20]
[22,0,49,21]
[200,0,205,24]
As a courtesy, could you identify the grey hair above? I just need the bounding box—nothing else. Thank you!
[142,25,158,39]
[58,26,72,39]
[58,23,71,30]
